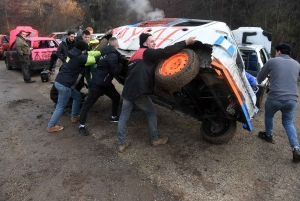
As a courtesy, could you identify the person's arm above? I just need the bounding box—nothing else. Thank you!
[107,53,123,76]
[84,55,99,66]
[56,43,65,62]
[144,37,196,61]
[257,60,272,84]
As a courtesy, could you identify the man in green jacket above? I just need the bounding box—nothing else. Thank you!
[15,30,35,83]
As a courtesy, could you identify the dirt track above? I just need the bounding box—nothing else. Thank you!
[0,61,300,201]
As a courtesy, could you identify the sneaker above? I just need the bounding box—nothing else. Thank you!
[46,125,64,133]
[258,131,274,144]
[79,126,90,136]
[71,116,80,123]
[118,142,130,153]
[293,148,300,162]
[110,116,119,122]
[151,137,169,147]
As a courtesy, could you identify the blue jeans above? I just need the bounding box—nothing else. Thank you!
[48,82,81,128]
[265,99,299,149]
[117,95,158,145]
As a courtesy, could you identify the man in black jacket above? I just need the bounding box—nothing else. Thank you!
[78,37,123,136]
[48,31,76,80]
[56,31,76,64]
[117,33,196,152]
[46,41,100,133]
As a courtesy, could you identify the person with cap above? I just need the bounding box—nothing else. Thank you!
[116,33,196,153]
[46,41,101,133]
[78,37,123,136]
[15,30,35,83]
[257,43,300,162]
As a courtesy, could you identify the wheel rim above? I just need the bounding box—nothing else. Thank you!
[159,53,188,76]
[203,118,231,137]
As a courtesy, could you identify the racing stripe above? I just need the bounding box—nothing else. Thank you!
[214,36,235,57]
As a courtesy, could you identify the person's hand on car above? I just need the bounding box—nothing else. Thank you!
[185,37,196,45]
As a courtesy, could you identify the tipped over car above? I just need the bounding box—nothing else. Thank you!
[113,18,272,144]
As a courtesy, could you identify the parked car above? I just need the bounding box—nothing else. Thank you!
[5,37,59,71]
[232,27,272,108]
[49,31,67,44]
[0,34,10,60]
[113,18,272,144]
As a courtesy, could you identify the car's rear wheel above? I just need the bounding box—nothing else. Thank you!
[5,57,13,70]
[155,49,200,92]
[201,118,237,144]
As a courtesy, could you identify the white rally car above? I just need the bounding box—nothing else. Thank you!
[113,18,272,144]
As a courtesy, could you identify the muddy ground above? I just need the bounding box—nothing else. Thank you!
[0,61,300,201]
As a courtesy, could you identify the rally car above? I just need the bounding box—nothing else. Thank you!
[4,26,59,71]
[113,18,272,144]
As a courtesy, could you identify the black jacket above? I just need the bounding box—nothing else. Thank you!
[56,38,76,63]
[122,41,187,99]
[91,45,123,86]
[55,47,98,88]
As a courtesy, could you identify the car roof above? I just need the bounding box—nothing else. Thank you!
[52,32,67,34]
[238,44,265,51]
[132,18,214,27]
[26,37,57,41]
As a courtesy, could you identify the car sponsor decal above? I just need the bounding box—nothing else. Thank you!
[31,49,55,61]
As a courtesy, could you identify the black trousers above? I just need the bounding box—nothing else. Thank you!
[19,55,31,82]
[80,84,120,125]
[49,52,58,71]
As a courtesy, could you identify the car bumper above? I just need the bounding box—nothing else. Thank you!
[30,60,50,70]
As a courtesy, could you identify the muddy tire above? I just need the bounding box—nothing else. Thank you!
[5,57,12,70]
[155,49,200,92]
[201,118,237,144]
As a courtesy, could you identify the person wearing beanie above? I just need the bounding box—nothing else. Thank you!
[46,40,101,133]
[257,43,300,162]
[116,33,196,153]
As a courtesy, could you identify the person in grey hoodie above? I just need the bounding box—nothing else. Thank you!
[257,43,300,162]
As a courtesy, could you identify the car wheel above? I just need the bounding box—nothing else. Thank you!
[5,57,13,70]
[155,49,200,92]
[201,118,237,144]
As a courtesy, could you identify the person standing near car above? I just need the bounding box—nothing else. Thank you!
[15,30,35,83]
[48,31,76,82]
[46,41,100,133]
[257,43,300,162]
[116,33,196,153]
[78,37,123,136]
[56,31,76,64]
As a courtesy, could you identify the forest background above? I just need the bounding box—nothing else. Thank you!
[0,0,299,59]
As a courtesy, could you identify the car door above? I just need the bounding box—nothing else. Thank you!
[10,41,22,68]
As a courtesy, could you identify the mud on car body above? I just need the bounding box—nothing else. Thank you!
[113,18,272,144]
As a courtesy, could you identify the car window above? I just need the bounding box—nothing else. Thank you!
[3,37,9,43]
[32,40,58,49]
[259,49,267,64]
[241,50,258,72]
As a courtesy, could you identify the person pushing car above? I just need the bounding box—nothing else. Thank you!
[116,33,196,153]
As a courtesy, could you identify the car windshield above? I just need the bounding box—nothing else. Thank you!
[29,40,58,49]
